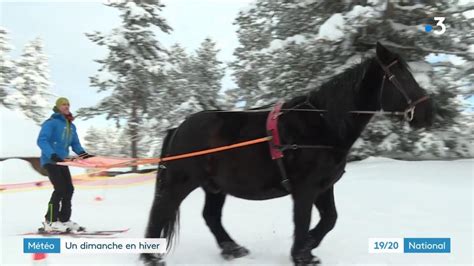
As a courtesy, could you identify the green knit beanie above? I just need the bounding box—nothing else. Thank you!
[53,97,70,113]
[56,97,70,108]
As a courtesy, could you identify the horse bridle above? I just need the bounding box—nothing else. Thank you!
[375,56,430,121]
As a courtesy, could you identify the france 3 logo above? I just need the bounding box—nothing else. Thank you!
[425,17,446,35]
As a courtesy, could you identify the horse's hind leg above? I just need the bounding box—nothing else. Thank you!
[202,190,250,260]
[141,171,198,265]
[308,186,337,250]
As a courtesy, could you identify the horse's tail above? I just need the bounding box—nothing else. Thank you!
[145,127,180,251]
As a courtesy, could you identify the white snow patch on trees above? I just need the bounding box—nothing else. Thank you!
[318,13,345,41]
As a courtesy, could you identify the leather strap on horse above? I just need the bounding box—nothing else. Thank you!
[266,101,292,191]
[266,101,284,160]
[265,101,336,192]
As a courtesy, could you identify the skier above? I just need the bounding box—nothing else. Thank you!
[37,97,93,232]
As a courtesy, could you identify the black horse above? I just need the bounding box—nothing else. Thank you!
[141,42,433,265]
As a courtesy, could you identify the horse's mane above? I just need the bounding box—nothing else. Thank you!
[306,57,375,141]
[310,50,410,107]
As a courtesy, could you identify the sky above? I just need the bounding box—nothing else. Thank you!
[1,0,253,138]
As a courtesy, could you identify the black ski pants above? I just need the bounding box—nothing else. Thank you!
[44,164,74,223]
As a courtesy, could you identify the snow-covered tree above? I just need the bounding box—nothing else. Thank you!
[188,37,225,110]
[84,126,139,157]
[153,44,197,127]
[218,87,241,109]
[140,43,197,153]
[160,44,191,109]
[84,126,106,156]
[230,1,276,107]
[141,39,226,158]
[5,37,53,124]
[78,0,172,164]
[231,1,360,107]
[0,27,15,104]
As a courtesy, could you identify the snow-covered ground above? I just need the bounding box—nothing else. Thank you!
[1,157,472,265]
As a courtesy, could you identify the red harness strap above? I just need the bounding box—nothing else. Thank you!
[266,101,284,160]
[266,101,292,192]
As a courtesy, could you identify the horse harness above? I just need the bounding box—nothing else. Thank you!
[266,101,336,192]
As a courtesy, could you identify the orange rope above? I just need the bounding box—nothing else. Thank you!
[145,136,272,164]
[84,136,272,171]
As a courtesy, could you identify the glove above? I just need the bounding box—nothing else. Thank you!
[79,152,95,159]
[50,154,64,163]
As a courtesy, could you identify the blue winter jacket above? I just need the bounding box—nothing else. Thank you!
[37,112,85,167]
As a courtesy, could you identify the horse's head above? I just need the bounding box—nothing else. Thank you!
[375,42,433,128]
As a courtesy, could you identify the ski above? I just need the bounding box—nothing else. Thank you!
[20,228,130,237]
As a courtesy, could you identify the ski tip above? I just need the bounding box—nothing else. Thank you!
[20,227,131,236]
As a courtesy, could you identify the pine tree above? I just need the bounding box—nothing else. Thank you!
[218,88,241,109]
[156,43,197,127]
[84,126,134,157]
[5,37,53,124]
[188,37,225,110]
[142,43,198,156]
[84,126,104,155]
[0,27,15,104]
[161,44,191,108]
[230,1,275,107]
[231,1,358,107]
[144,39,226,153]
[78,0,172,167]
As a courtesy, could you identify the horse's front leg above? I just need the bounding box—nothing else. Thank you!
[291,184,320,266]
[308,186,337,250]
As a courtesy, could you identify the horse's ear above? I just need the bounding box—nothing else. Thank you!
[376,41,392,62]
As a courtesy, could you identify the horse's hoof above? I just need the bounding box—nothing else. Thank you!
[140,253,166,266]
[147,261,165,266]
[293,255,321,266]
[220,241,250,260]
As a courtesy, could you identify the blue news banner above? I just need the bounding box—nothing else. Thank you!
[24,237,450,255]
[368,238,451,254]
[24,238,167,254]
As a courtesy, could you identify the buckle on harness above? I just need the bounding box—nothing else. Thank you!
[404,106,415,122]
[280,179,291,192]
